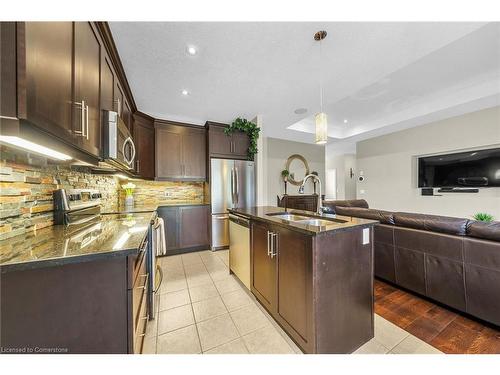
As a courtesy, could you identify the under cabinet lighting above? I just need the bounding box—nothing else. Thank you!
[182,89,189,96]
[0,136,72,160]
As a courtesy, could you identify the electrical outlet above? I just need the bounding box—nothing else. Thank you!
[164,191,172,197]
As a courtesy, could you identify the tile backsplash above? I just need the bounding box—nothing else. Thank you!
[0,158,119,240]
[0,149,206,240]
[119,179,205,206]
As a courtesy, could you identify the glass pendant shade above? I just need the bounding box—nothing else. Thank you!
[315,112,328,144]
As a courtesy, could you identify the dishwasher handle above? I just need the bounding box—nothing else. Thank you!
[229,213,250,228]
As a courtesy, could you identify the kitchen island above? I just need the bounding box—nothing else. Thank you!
[228,206,377,354]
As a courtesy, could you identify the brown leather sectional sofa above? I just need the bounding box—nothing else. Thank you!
[322,199,500,326]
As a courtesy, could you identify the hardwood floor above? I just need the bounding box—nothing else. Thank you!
[374,279,500,354]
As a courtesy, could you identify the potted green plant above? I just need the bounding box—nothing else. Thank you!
[281,169,290,195]
[473,212,494,222]
[224,117,261,161]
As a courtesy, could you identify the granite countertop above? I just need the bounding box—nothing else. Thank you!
[228,206,377,235]
[101,202,210,214]
[0,212,154,273]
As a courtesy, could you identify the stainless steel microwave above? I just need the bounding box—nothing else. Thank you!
[102,110,136,170]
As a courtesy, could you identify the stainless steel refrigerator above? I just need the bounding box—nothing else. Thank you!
[210,158,255,250]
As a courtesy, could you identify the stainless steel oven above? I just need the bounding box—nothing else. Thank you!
[102,110,136,170]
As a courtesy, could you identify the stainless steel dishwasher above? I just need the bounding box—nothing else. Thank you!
[229,213,251,290]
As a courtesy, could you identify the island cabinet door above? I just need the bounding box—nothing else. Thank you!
[275,226,314,353]
[250,221,276,313]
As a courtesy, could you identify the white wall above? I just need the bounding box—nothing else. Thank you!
[266,137,325,205]
[356,106,500,219]
[324,153,357,200]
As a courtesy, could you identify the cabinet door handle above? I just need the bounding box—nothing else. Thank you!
[75,100,85,137]
[136,160,140,173]
[85,104,89,140]
[267,231,273,257]
[271,233,278,258]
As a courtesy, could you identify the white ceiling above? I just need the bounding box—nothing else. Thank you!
[109,22,500,149]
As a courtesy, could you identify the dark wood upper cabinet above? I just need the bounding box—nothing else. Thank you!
[21,22,74,143]
[73,22,101,156]
[155,121,206,181]
[101,55,115,112]
[208,124,232,156]
[133,112,155,179]
[232,131,250,159]
[251,221,276,312]
[206,122,251,160]
[122,96,132,131]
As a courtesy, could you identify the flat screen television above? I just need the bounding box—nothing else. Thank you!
[418,148,500,188]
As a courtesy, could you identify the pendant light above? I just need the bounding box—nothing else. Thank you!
[314,30,328,145]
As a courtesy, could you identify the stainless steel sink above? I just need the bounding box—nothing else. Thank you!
[269,213,310,221]
[296,218,336,227]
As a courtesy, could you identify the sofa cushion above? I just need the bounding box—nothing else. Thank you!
[393,212,469,236]
[335,207,395,224]
[322,199,369,213]
[467,221,500,242]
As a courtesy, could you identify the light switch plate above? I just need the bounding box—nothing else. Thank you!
[363,228,370,245]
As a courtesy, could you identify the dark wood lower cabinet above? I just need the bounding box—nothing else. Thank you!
[250,220,374,354]
[250,221,276,311]
[0,252,148,354]
[157,205,210,255]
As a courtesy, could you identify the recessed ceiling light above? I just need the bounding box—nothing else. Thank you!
[294,108,307,115]
[181,89,189,96]
[186,45,197,55]
[343,119,348,124]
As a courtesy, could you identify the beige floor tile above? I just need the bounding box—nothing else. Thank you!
[214,275,242,294]
[184,265,209,278]
[181,252,203,266]
[242,326,294,354]
[221,289,254,311]
[156,325,201,354]
[196,313,240,351]
[187,274,213,288]
[208,269,231,281]
[158,255,182,265]
[145,318,158,338]
[159,289,191,311]
[374,314,409,350]
[354,338,390,354]
[390,335,443,354]
[192,296,228,322]
[189,282,219,302]
[160,278,188,294]
[204,338,249,354]
[142,337,157,354]
[162,269,185,281]
[158,304,195,334]
[230,303,271,335]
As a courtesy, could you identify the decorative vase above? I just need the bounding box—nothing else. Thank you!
[125,195,134,207]
[284,180,288,195]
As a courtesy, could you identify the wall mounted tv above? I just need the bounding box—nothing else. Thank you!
[418,148,500,188]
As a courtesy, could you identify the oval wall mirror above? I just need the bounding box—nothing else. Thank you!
[285,154,310,186]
